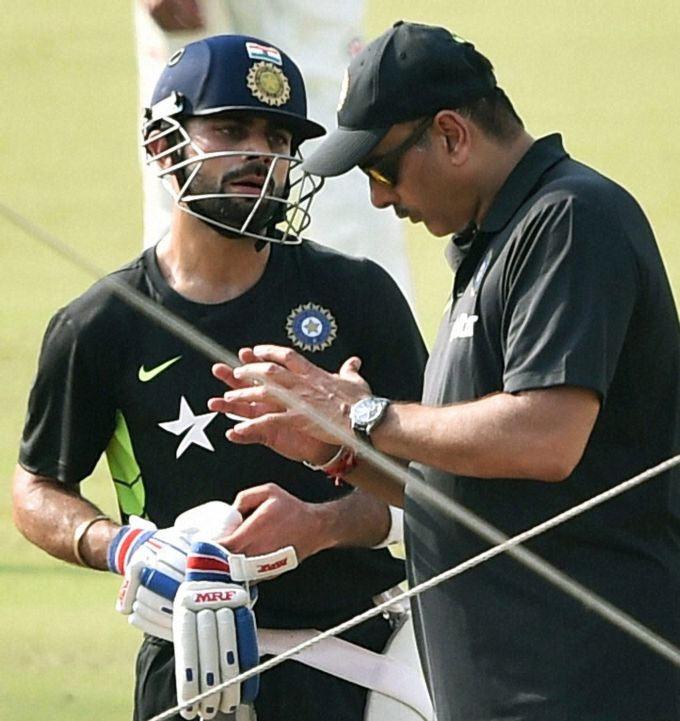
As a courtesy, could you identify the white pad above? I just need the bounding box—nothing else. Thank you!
[258,617,433,721]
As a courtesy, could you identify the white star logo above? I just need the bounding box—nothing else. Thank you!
[158,396,218,458]
[301,317,322,338]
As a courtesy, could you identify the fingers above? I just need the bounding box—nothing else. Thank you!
[232,361,298,390]
[207,398,279,419]
[211,362,253,391]
[231,484,282,517]
[147,0,205,31]
[238,347,258,364]
[208,388,280,419]
[221,492,282,555]
[221,512,266,555]
[221,487,305,557]
[249,344,318,375]
[339,355,363,378]
[225,414,284,446]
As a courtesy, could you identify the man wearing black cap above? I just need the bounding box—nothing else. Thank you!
[11,34,427,721]
[210,21,680,721]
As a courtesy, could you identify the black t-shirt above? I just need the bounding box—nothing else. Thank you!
[406,135,680,721]
[20,239,427,629]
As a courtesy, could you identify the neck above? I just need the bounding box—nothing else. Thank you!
[155,210,271,303]
[474,130,534,227]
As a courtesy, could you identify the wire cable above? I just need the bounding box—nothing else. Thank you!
[146,454,680,721]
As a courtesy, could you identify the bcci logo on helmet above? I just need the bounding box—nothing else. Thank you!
[247,61,291,107]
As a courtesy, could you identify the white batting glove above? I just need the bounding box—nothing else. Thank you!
[110,502,243,640]
[173,541,260,720]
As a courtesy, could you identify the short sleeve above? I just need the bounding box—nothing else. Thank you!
[357,263,428,402]
[501,192,639,399]
[19,308,117,483]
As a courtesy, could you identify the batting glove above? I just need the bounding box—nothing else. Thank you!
[173,541,259,720]
[109,502,243,640]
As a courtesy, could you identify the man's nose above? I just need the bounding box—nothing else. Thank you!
[241,132,277,161]
[369,178,399,209]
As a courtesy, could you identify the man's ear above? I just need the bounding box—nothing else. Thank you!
[145,131,173,170]
[433,110,471,166]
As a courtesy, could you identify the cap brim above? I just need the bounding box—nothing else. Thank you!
[301,126,388,177]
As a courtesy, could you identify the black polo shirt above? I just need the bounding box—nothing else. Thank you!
[405,135,680,721]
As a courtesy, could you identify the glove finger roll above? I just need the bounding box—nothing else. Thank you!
[216,607,240,712]
[197,609,221,719]
[174,605,200,720]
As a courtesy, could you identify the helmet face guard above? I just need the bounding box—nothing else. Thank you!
[143,102,323,244]
[142,35,326,244]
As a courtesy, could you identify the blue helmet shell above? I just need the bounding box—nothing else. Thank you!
[147,34,325,144]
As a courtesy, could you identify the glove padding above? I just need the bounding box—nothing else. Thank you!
[110,502,243,640]
[173,541,259,720]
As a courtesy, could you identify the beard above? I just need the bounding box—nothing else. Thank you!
[184,159,288,237]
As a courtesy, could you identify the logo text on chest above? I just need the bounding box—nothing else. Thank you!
[449,313,479,340]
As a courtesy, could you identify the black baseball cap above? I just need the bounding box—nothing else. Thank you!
[302,21,497,176]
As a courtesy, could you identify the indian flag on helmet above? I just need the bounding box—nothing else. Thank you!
[245,41,282,66]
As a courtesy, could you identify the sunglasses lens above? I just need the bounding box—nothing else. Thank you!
[367,166,395,187]
[362,118,431,188]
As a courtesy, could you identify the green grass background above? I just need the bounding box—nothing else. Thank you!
[1,1,678,719]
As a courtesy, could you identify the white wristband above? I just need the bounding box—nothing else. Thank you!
[302,446,345,472]
[372,506,404,549]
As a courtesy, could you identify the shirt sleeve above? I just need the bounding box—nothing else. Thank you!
[19,307,117,483]
[357,262,428,402]
[501,191,639,399]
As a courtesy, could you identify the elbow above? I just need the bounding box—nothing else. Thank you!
[525,441,587,483]
[526,439,585,483]
[536,461,576,483]
[12,467,32,537]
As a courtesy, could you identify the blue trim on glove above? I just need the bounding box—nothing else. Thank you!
[106,526,155,574]
[186,540,233,584]
[139,567,182,601]
[235,606,260,702]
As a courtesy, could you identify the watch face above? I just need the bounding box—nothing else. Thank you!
[352,397,388,427]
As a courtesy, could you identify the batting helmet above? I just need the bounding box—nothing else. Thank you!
[143,34,325,244]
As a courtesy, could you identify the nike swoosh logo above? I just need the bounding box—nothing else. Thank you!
[138,355,182,382]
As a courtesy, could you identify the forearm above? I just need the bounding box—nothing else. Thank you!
[314,487,393,550]
[12,465,119,570]
[372,387,599,482]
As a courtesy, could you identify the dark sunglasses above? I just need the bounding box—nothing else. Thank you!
[360,117,432,188]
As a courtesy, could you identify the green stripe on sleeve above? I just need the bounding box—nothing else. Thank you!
[105,410,146,518]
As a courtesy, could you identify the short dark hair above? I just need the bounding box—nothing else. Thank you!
[457,87,524,142]
[452,47,524,141]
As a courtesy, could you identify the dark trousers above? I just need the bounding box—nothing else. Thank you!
[133,614,393,721]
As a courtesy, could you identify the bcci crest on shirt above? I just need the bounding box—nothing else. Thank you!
[286,302,337,352]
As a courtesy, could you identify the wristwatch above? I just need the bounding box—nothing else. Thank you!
[349,396,391,442]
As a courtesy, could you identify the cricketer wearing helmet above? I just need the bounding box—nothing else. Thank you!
[12,34,427,721]
[141,34,325,245]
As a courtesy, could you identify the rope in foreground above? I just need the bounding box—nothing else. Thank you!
[2,202,678,720]
[146,454,680,721]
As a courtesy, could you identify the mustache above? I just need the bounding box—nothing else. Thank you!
[220,159,272,186]
[394,205,410,219]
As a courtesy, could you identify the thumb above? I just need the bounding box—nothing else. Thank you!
[339,356,362,378]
